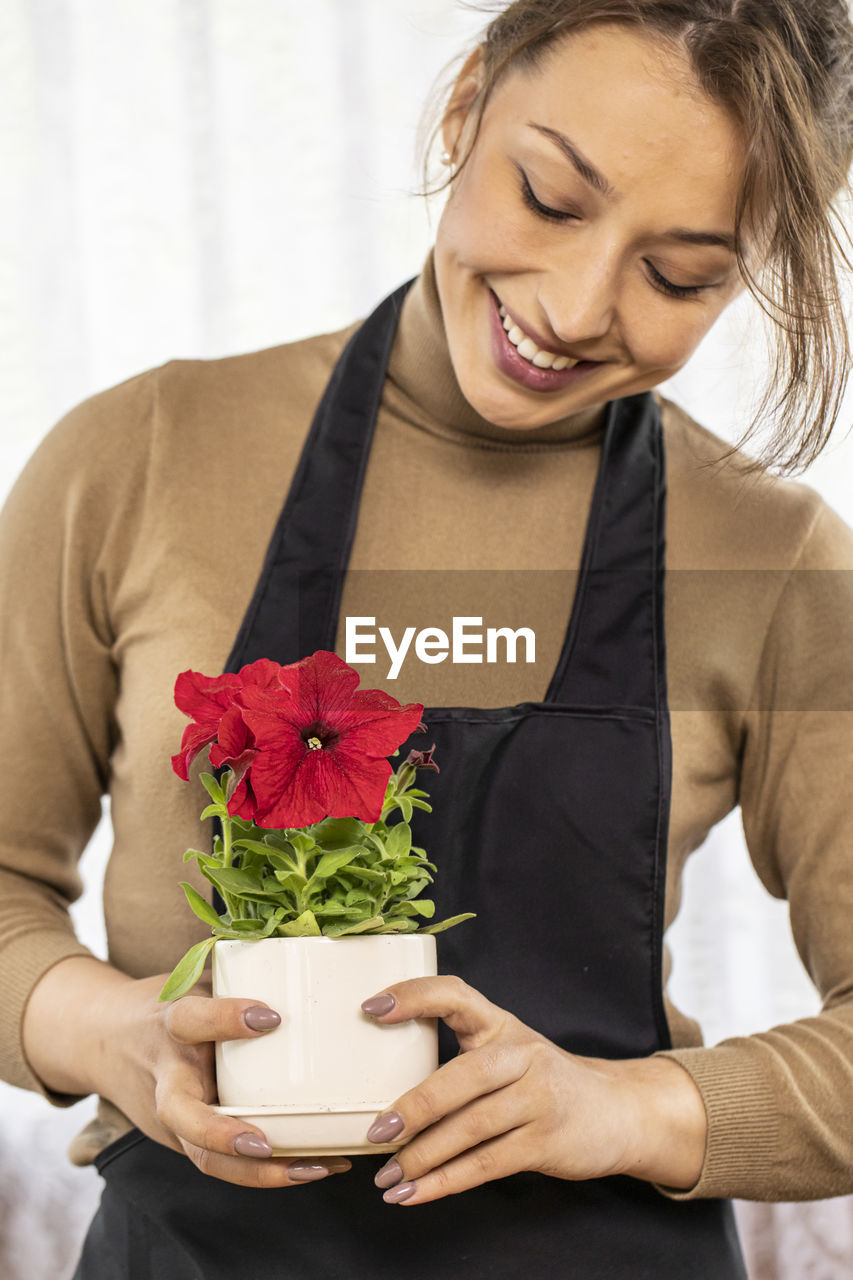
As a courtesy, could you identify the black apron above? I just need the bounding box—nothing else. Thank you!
[74,276,748,1280]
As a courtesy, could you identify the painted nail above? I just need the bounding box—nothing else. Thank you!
[383,1180,417,1203]
[367,1111,405,1143]
[288,1161,330,1182]
[233,1132,273,1158]
[374,1158,403,1189]
[361,994,396,1016]
[243,1006,281,1031]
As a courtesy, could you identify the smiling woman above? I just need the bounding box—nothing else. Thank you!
[4,2,853,1279]
[418,0,853,470]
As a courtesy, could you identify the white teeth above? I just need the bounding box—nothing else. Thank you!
[497,302,579,370]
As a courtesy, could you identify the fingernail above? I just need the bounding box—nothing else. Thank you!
[374,1158,403,1188]
[367,1111,404,1143]
[327,1158,352,1173]
[361,994,395,1016]
[288,1161,330,1182]
[383,1180,416,1203]
[243,1005,281,1031]
[233,1132,273,1158]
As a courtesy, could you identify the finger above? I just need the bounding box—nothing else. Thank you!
[380,1124,534,1206]
[155,1056,272,1158]
[155,1060,353,1186]
[366,1040,526,1146]
[361,975,508,1052]
[164,993,281,1045]
[180,1139,353,1189]
[377,1082,530,1188]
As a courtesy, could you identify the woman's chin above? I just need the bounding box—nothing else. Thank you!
[458,375,587,429]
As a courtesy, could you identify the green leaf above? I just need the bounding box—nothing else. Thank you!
[233,838,296,861]
[322,914,386,938]
[343,865,386,883]
[181,848,210,864]
[199,772,226,804]
[157,936,217,1001]
[212,908,287,941]
[408,798,432,812]
[288,833,317,856]
[258,907,287,936]
[200,803,224,821]
[370,917,419,933]
[313,902,372,918]
[344,889,375,907]
[384,823,412,859]
[388,898,436,918]
[277,909,322,937]
[272,870,305,892]
[402,877,433,900]
[420,912,478,935]
[179,881,223,928]
[397,797,413,822]
[306,846,369,887]
[205,866,266,895]
[308,817,366,848]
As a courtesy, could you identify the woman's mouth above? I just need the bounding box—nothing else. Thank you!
[488,289,604,393]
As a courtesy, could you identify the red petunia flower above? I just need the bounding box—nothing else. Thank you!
[235,650,424,828]
[170,658,290,782]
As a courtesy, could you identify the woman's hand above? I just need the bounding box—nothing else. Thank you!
[93,969,352,1188]
[361,975,707,1205]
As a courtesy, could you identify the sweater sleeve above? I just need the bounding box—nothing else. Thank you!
[651,491,853,1202]
[0,369,157,1105]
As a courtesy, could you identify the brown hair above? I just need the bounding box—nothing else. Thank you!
[416,0,853,476]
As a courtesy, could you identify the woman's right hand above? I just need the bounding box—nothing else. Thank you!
[23,962,350,1187]
[96,969,352,1187]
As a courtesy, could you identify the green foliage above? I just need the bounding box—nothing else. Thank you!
[158,755,476,1002]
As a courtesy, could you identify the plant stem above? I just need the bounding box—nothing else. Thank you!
[219,778,240,919]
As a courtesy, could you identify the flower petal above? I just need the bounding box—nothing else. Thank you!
[170,721,218,780]
[237,657,293,691]
[173,669,241,722]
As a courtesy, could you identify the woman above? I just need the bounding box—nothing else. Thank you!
[2,1,853,1276]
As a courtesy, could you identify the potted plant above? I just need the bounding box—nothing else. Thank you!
[158,649,475,1156]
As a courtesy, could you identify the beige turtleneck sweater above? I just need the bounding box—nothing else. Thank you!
[2,246,853,1205]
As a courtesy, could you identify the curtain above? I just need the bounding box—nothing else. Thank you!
[1,3,853,1277]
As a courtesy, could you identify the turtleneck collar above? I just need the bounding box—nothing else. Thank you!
[383,245,608,449]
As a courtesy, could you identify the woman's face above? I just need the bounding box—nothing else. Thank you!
[434,23,748,428]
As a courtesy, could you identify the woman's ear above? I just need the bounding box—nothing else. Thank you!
[441,44,486,164]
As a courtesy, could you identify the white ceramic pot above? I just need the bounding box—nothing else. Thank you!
[211,934,438,1156]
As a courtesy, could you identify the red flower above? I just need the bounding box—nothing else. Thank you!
[235,650,424,827]
[170,658,289,781]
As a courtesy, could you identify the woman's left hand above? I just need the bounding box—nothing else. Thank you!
[360,975,706,1205]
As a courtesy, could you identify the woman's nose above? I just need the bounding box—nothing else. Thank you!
[542,245,622,350]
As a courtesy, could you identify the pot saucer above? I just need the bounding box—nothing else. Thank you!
[212,1102,402,1156]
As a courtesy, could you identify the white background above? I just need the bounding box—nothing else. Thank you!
[1,2,853,1276]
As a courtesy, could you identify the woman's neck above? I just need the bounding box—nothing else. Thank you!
[384,245,608,448]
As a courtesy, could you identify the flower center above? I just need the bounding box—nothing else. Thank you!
[301,720,339,751]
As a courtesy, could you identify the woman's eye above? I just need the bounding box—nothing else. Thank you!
[517,169,579,223]
[644,261,705,301]
[517,166,711,301]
